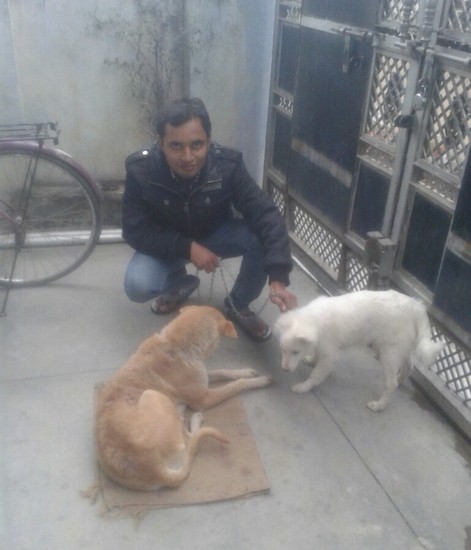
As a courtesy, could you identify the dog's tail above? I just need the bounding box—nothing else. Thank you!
[161,427,229,487]
[412,302,445,367]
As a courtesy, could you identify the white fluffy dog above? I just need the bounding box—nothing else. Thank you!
[274,290,444,411]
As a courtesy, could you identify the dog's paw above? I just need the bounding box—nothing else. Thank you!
[256,375,273,386]
[291,382,311,393]
[240,368,259,378]
[190,412,204,432]
[366,400,384,412]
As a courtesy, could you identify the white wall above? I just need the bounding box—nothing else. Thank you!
[1,0,275,185]
[2,1,144,180]
[187,0,276,183]
[0,0,22,121]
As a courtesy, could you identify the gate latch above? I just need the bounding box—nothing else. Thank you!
[395,78,429,128]
[412,78,429,111]
[341,28,371,74]
[365,231,396,290]
[394,114,415,128]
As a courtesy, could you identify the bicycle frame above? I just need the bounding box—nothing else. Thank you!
[0,139,101,202]
[0,127,102,315]
[0,142,43,315]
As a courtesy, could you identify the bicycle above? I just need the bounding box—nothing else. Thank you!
[0,122,102,315]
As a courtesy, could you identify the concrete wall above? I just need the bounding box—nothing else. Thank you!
[1,0,275,185]
[1,0,145,182]
[187,0,276,183]
[0,0,22,122]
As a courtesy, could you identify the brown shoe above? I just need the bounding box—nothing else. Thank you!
[224,297,272,342]
[150,275,200,315]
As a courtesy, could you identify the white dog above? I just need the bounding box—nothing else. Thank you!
[274,290,444,411]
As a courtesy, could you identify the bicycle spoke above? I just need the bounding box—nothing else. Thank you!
[0,147,101,287]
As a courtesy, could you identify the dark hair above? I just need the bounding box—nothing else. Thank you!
[156,97,212,139]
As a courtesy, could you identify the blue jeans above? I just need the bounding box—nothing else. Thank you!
[124,218,267,309]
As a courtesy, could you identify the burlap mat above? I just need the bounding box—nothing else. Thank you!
[86,385,270,518]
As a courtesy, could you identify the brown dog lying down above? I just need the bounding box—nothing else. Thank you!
[95,305,272,491]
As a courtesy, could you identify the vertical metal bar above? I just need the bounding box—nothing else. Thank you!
[365,231,396,289]
[418,0,439,46]
[398,0,415,39]
[0,146,42,316]
[338,244,348,290]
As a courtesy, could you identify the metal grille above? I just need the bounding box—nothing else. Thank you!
[431,326,471,407]
[380,0,419,24]
[446,0,471,33]
[414,169,459,206]
[274,92,294,117]
[345,253,370,292]
[291,204,342,275]
[268,182,287,216]
[365,54,409,145]
[279,1,302,24]
[421,69,471,178]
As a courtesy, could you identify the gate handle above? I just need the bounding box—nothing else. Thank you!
[394,114,415,128]
[412,78,430,111]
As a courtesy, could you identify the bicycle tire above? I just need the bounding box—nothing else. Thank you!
[0,141,102,287]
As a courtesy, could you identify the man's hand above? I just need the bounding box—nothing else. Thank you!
[269,281,297,312]
[190,241,219,273]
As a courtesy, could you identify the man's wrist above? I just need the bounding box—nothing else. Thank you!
[270,281,285,290]
[269,281,285,296]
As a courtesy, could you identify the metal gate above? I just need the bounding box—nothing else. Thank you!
[264,0,471,436]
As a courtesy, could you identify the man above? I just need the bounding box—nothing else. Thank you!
[122,97,297,341]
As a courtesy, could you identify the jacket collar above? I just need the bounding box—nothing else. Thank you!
[204,143,223,183]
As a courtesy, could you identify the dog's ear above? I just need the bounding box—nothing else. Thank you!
[222,320,238,339]
[273,311,293,336]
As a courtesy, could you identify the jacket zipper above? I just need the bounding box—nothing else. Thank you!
[183,200,191,233]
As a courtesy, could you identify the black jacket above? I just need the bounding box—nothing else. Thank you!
[122,142,293,285]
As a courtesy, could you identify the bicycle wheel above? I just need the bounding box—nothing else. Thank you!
[0,142,102,287]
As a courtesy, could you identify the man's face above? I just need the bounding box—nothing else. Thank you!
[160,117,210,180]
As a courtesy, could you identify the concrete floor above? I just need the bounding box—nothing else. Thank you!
[1,242,471,550]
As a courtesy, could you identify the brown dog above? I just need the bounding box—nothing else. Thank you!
[95,305,272,491]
